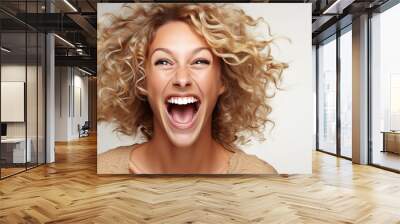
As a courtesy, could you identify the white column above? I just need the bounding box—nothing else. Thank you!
[352,14,369,164]
[46,32,55,163]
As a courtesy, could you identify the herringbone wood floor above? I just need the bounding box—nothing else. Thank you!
[0,135,399,223]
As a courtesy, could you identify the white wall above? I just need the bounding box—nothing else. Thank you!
[73,73,89,137]
[54,67,89,141]
[55,66,68,141]
[1,65,26,142]
[1,63,46,163]
[312,45,317,150]
[1,65,25,130]
[1,65,36,138]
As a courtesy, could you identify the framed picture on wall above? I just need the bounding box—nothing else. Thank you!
[97,3,313,175]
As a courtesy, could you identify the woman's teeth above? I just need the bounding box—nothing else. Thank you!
[167,96,198,105]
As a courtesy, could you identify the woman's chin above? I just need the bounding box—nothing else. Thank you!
[163,125,203,148]
[167,134,198,148]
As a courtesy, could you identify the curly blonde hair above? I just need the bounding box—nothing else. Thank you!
[98,3,288,150]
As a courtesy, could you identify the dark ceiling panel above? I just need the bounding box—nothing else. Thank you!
[15,13,82,32]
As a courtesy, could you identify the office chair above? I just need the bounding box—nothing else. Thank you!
[79,121,90,138]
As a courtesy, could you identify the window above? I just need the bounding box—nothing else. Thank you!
[317,36,337,154]
[339,28,352,158]
[370,2,400,171]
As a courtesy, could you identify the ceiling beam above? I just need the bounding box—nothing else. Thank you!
[55,55,96,68]
[67,13,96,39]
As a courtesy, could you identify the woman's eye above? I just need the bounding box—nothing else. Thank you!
[154,59,173,66]
[192,59,210,65]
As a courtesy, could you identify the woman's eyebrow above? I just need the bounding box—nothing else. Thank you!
[191,47,212,56]
[149,47,212,58]
[150,48,173,58]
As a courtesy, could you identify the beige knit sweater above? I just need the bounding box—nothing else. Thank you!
[97,145,277,174]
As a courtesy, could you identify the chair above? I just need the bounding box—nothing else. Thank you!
[79,121,90,138]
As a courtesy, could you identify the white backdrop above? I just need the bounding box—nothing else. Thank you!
[97,3,313,174]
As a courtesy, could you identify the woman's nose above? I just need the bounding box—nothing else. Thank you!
[172,66,192,88]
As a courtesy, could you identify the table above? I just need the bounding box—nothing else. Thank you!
[381,131,400,154]
[1,138,31,163]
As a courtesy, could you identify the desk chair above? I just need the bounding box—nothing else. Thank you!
[79,121,90,138]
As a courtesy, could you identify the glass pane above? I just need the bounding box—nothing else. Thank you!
[27,0,40,170]
[38,32,45,165]
[1,1,46,178]
[1,30,27,177]
[340,29,352,158]
[318,37,337,154]
[371,3,400,171]
[27,31,38,169]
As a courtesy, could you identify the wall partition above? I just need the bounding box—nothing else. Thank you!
[0,0,46,179]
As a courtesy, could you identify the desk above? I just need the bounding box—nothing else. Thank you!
[382,131,400,154]
[1,138,31,163]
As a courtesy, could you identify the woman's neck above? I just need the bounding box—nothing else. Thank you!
[134,122,232,174]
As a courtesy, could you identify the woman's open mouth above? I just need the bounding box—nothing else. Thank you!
[165,96,201,129]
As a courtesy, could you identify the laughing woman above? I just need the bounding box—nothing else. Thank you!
[97,3,287,174]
